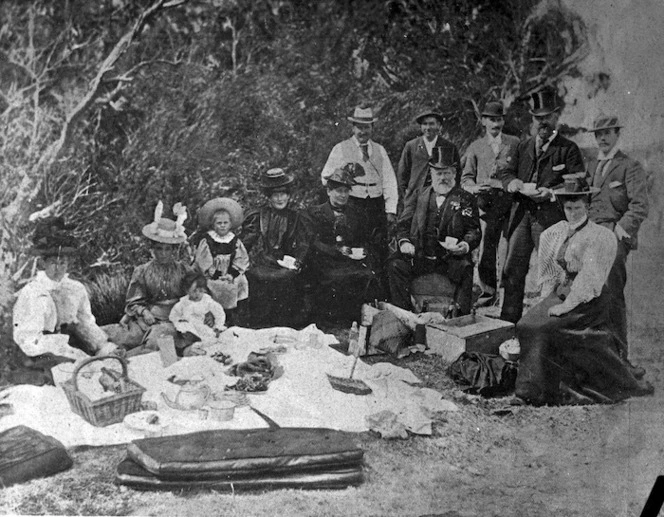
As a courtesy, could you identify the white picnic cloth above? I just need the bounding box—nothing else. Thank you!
[0,325,457,446]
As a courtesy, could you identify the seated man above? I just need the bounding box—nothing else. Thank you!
[387,149,481,315]
[13,217,120,362]
[103,203,194,356]
[242,168,311,327]
[306,167,381,322]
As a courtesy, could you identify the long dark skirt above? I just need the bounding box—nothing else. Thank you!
[246,266,306,328]
[515,288,652,406]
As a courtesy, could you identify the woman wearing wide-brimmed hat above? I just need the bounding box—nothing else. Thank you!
[191,197,250,324]
[241,168,312,327]
[512,174,652,406]
[103,202,195,355]
[13,217,121,363]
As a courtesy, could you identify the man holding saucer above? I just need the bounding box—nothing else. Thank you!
[387,149,481,315]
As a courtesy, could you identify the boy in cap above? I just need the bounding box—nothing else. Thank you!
[498,88,584,323]
[397,109,461,211]
[461,100,520,305]
[387,148,481,315]
[587,114,649,361]
[308,166,381,321]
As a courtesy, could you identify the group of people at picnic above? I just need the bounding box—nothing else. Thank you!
[12,88,654,406]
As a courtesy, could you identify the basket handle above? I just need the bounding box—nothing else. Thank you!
[71,355,128,392]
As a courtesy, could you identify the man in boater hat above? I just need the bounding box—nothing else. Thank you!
[498,87,585,323]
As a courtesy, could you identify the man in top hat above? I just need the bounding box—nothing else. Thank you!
[13,217,121,361]
[320,105,398,268]
[387,150,481,315]
[461,100,520,305]
[397,109,461,211]
[103,202,195,355]
[586,114,649,359]
[308,167,381,321]
[498,88,585,323]
[242,168,312,327]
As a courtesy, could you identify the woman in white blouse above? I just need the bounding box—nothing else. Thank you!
[513,174,652,406]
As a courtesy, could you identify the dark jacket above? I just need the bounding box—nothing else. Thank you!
[396,185,481,265]
[587,150,649,249]
[499,133,585,237]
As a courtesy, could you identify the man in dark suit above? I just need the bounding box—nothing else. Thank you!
[387,148,481,315]
[461,100,520,305]
[587,115,649,358]
[397,109,461,212]
[498,89,585,323]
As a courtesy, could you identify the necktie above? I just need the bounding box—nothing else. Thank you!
[593,160,609,187]
[360,143,370,162]
[556,219,589,268]
[535,138,544,158]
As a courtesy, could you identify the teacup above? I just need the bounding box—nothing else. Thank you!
[281,255,297,269]
[207,399,236,422]
[444,236,458,247]
[521,182,538,193]
[350,247,366,258]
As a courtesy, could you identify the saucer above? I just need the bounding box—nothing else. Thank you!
[277,259,298,270]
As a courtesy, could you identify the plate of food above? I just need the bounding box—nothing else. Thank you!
[123,411,169,437]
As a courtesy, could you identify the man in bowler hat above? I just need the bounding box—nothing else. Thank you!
[461,100,520,306]
[498,88,585,323]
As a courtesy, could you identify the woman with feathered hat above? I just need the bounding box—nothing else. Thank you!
[103,202,195,355]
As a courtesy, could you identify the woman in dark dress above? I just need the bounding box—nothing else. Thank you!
[241,168,311,327]
[514,174,652,405]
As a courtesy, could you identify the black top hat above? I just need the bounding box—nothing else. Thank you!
[553,173,600,198]
[481,101,505,118]
[429,146,458,169]
[414,109,444,125]
[529,88,560,116]
[30,217,79,257]
[260,168,295,191]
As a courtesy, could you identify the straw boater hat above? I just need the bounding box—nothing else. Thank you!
[528,88,560,116]
[142,201,188,244]
[260,168,295,192]
[429,146,459,169]
[481,101,505,118]
[198,197,244,230]
[553,173,600,198]
[587,114,622,133]
[326,167,355,188]
[414,109,444,125]
[347,106,377,125]
[30,217,79,256]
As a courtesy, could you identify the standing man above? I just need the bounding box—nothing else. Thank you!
[498,88,585,323]
[387,150,481,315]
[321,105,398,269]
[397,109,461,211]
[587,115,649,359]
[461,101,520,305]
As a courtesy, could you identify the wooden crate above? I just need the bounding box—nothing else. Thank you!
[425,314,515,363]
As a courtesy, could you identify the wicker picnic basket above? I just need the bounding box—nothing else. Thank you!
[62,355,146,427]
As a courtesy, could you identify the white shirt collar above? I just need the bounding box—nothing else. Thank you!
[569,215,588,231]
[352,136,371,148]
[537,130,557,152]
[423,135,438,155]
[207,230,235,243]
[436,194,446,208]
[486,132,502,146]
[35,270,67,290]
[597,145,620,161]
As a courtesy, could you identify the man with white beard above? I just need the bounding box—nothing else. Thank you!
[386,148,481,315]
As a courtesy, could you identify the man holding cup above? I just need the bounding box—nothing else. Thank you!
[386,148,481,315]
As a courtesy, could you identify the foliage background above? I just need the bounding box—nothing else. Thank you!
[0,0,588,315]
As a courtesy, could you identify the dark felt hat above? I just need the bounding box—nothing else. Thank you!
[326,167,355,188]
[481,101,505,117]
[529,88,561,116]
[553,173,600,198]
[587,114,622,132]
[429,146,459,169]
[260,168,295,191]
[415,109,444,124]
[30,217,79,257]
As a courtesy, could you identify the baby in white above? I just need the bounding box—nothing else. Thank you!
[169,273,226,343]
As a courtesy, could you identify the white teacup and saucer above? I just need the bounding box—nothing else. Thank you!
[277,255,298,270]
